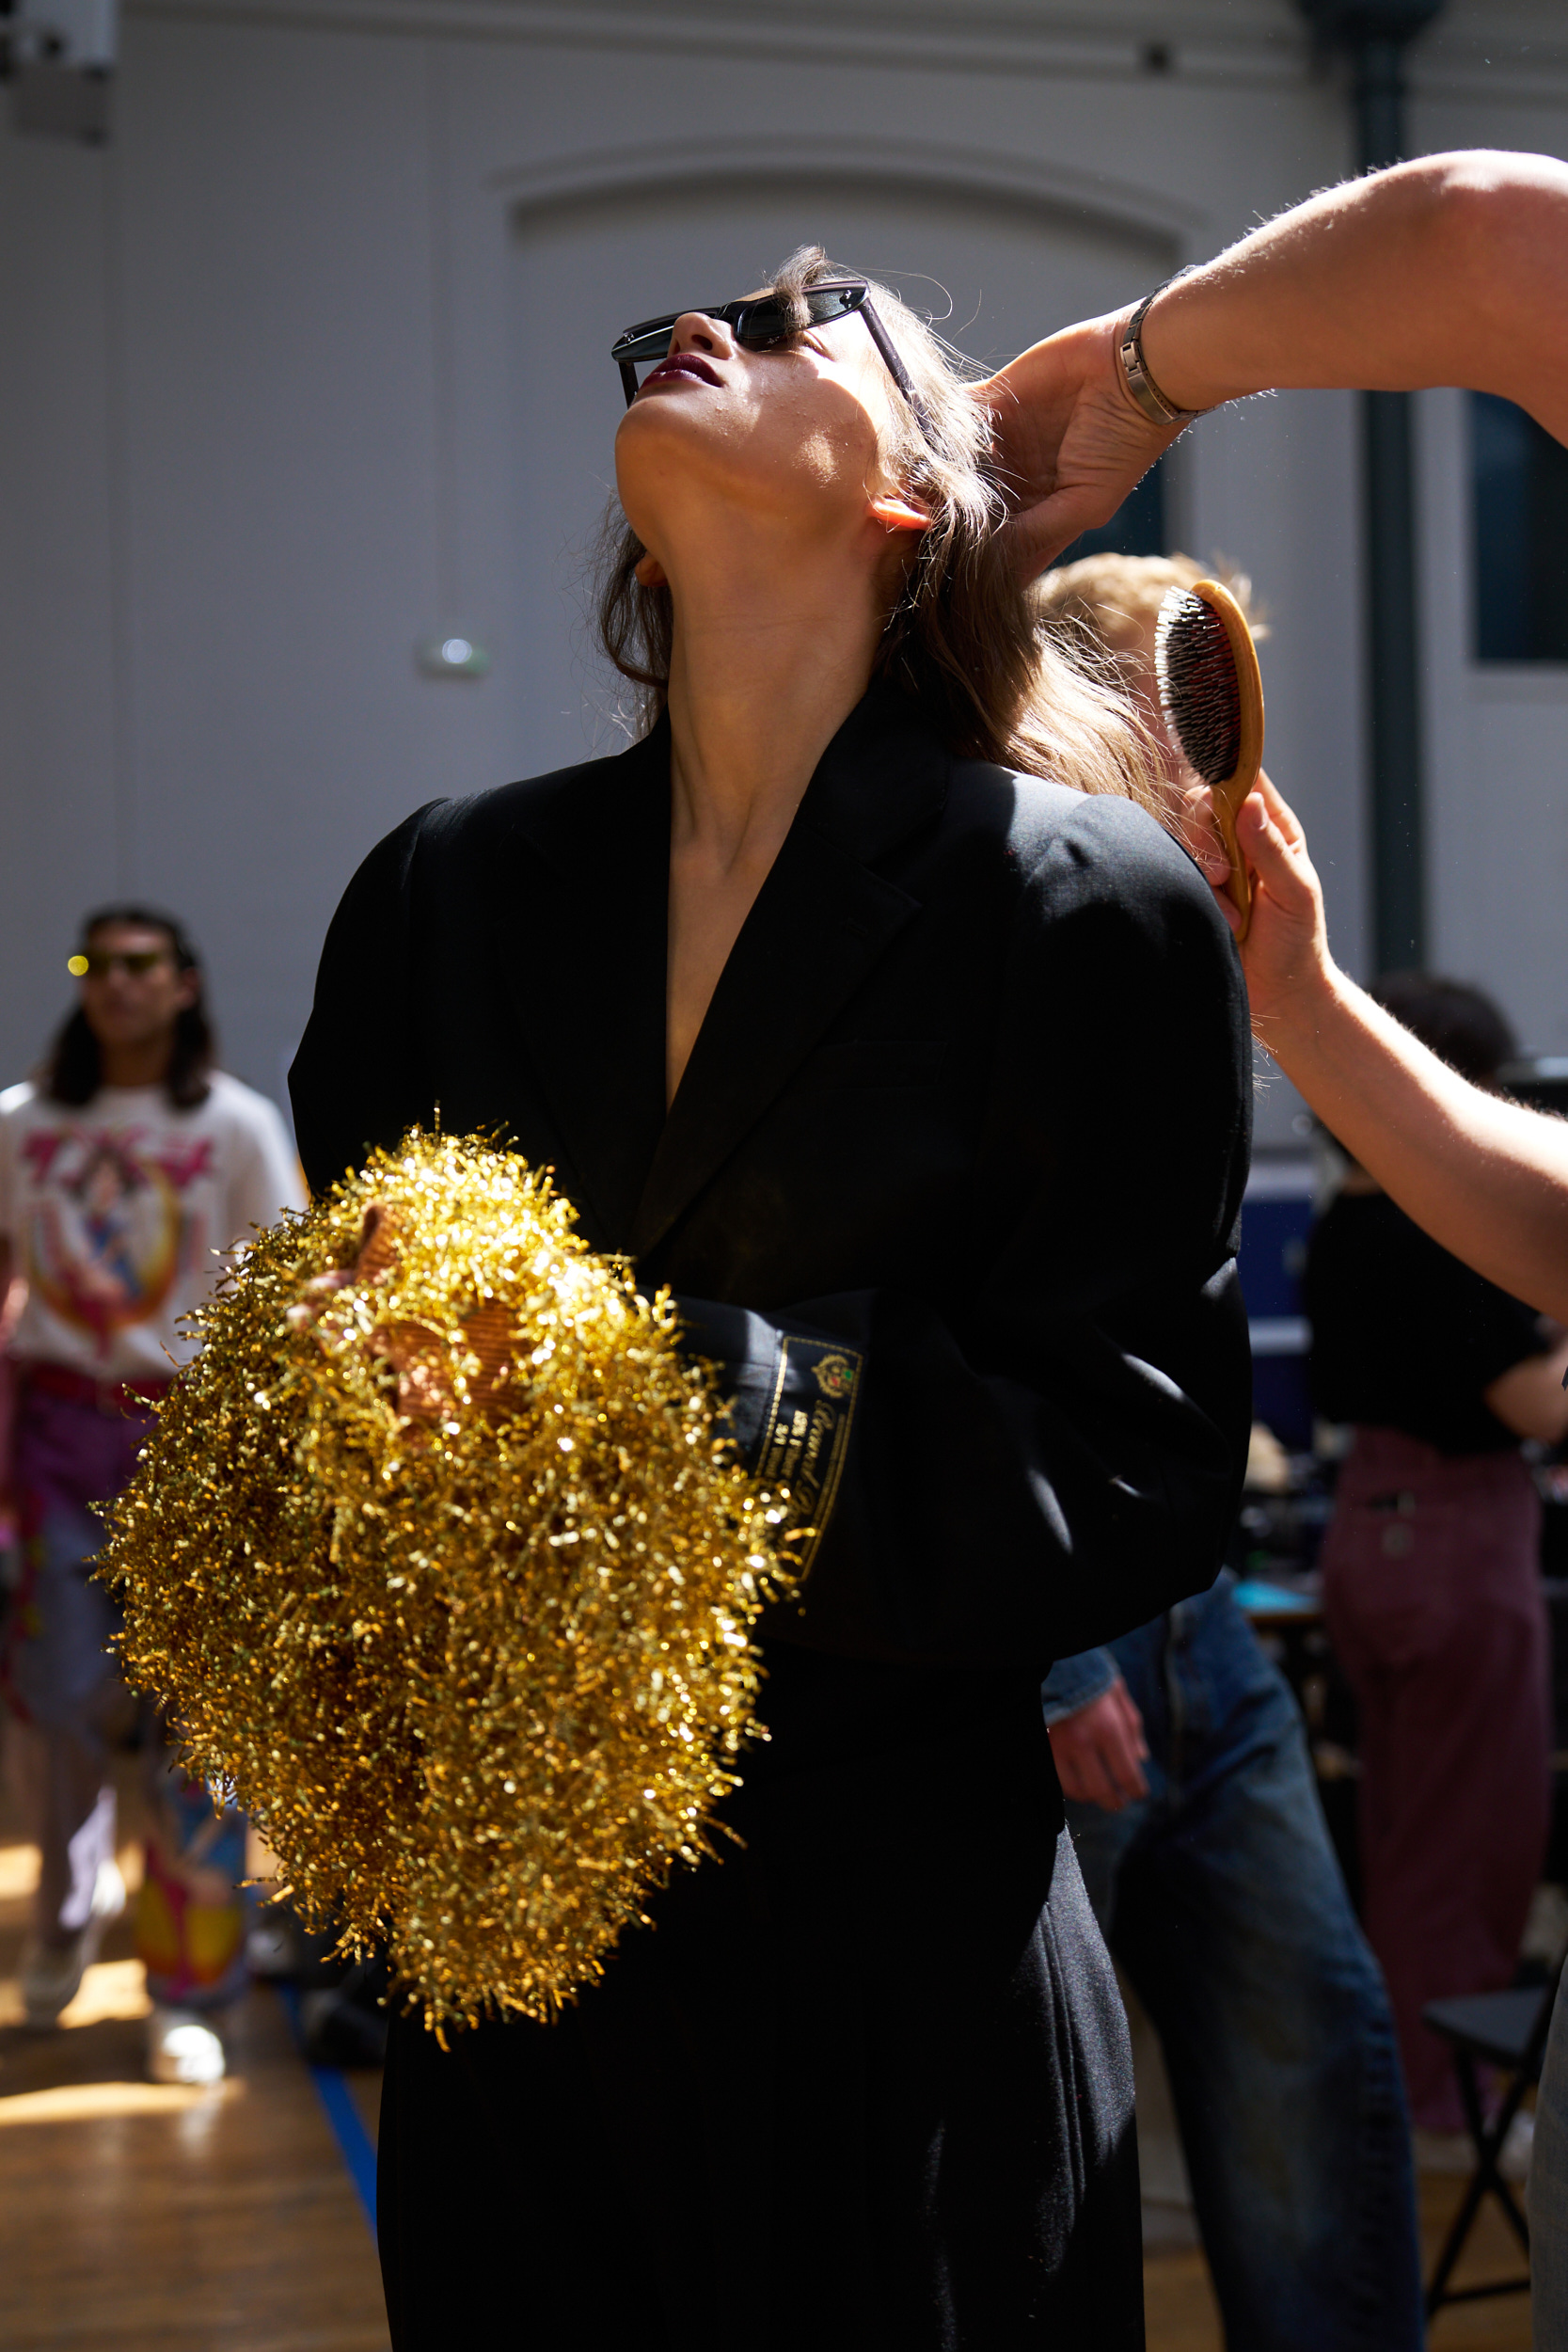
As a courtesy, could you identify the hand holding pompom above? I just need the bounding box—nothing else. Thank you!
[100,1131,791,2034]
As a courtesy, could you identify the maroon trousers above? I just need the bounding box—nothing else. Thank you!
[1323,1427,1549,2131]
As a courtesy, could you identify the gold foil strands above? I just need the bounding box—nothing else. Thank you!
[99,1131,790,2035]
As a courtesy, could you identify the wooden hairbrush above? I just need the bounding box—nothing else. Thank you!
[1154,577,1264,940]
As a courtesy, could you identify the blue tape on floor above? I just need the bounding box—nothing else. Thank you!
[276,1982,379,2239]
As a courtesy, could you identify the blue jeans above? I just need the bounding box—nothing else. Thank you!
[1050,1579,1423,2351]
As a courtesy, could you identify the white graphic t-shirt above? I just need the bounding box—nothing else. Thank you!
[0,1073,307,1382]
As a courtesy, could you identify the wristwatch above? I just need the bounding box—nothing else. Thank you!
[1117,289,1203,428]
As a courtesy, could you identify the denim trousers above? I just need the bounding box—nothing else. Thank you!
[1064,1580,1424,2352]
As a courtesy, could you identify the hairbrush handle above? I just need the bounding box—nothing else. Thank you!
[1190,577,1264,943]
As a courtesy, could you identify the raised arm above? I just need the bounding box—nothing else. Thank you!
[987,150,1568,576]
[1228,776,1568,1324]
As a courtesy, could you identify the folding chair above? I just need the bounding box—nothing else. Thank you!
[1421,1963,1562,2318]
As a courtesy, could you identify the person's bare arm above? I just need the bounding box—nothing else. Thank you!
[1486,1338,1568,1447]
[984,151,1568,576]
[1226,779,1568,1323]
[1144,151,1568,422]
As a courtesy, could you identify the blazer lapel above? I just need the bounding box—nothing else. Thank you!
[629,684,950,1262]
[494,724,671,1250]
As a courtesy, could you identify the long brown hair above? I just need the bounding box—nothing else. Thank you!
[597,245,1159,812]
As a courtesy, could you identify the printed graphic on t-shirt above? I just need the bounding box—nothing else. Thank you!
[0,1073,305,1382]
[20,1123,215,1357]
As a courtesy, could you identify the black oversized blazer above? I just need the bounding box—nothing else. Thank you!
[293,681,1252,2349]
[290,680,1253,1678]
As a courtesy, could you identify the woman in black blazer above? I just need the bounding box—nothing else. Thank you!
[291,248,1251,2350]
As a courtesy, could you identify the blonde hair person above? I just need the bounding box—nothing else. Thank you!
[1032,550,1264,853]
[1033,548,1261,649]
[292,241,1251,2348]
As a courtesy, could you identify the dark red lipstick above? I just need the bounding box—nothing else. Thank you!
[639,352,721,393]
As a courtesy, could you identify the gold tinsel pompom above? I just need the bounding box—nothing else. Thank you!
[100,1131,789,2033]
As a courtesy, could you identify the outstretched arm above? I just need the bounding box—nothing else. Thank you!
[985,150,1568,577]
[1225,777,1568,1324]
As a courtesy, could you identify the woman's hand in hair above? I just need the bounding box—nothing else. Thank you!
[982,155,1568,582]
[973,311,1186,581]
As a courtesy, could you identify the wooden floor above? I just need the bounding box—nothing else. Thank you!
[0,1805,1541,2349]
[0,1817,388,2352]
[1144,2184,1534,2348]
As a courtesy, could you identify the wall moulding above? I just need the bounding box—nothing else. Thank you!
[489,134,1207,260]
[124,0,1308,93]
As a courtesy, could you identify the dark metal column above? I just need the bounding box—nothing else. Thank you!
[1297,1,1445,972]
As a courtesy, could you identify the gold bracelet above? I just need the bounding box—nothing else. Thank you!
[1117,289,1203,428]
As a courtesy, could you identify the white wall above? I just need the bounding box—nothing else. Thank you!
[1,0,1560,1142]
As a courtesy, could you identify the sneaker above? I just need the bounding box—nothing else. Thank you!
[1500,2109,1535,2184]
[18,1858,127,2030]
[147,2005,227,2087]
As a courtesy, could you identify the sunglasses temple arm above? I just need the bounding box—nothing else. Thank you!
[860,301,937,445]
[619,359,640,407]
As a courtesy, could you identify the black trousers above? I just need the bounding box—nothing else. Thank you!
[378,1670,1143,2350]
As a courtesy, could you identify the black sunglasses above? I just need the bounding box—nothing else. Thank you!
[610,280,933,440]
[68,947,173,978]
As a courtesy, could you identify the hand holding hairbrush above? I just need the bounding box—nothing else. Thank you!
[1155,577,1265,940]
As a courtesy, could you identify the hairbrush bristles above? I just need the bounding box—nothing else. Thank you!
[1156,589,1243,784]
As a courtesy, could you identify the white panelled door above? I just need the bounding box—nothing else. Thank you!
[509,176,1171,771]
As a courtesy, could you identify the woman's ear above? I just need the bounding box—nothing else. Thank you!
[634,551,668,588]
[867,489,930,535]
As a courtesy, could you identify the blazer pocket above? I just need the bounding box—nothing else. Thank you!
[806,1040,946,1091]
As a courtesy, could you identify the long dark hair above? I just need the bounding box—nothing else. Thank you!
[42,905,214,1110]
[597,246,1158,810]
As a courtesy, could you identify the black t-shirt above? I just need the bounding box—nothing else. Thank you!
[1304,1190,1546,1456]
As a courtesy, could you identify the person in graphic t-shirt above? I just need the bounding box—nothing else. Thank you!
[0,907,305,2083]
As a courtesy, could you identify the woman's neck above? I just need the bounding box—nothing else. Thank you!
[664,534,888,858]
[659,526,891,1105]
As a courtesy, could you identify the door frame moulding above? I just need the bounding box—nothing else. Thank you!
[440,127,1202,749]
[490,133,1206,259]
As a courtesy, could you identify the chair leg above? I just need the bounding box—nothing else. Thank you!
[1425,2051,1532,2315]
[1464,2048,1532,2256]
